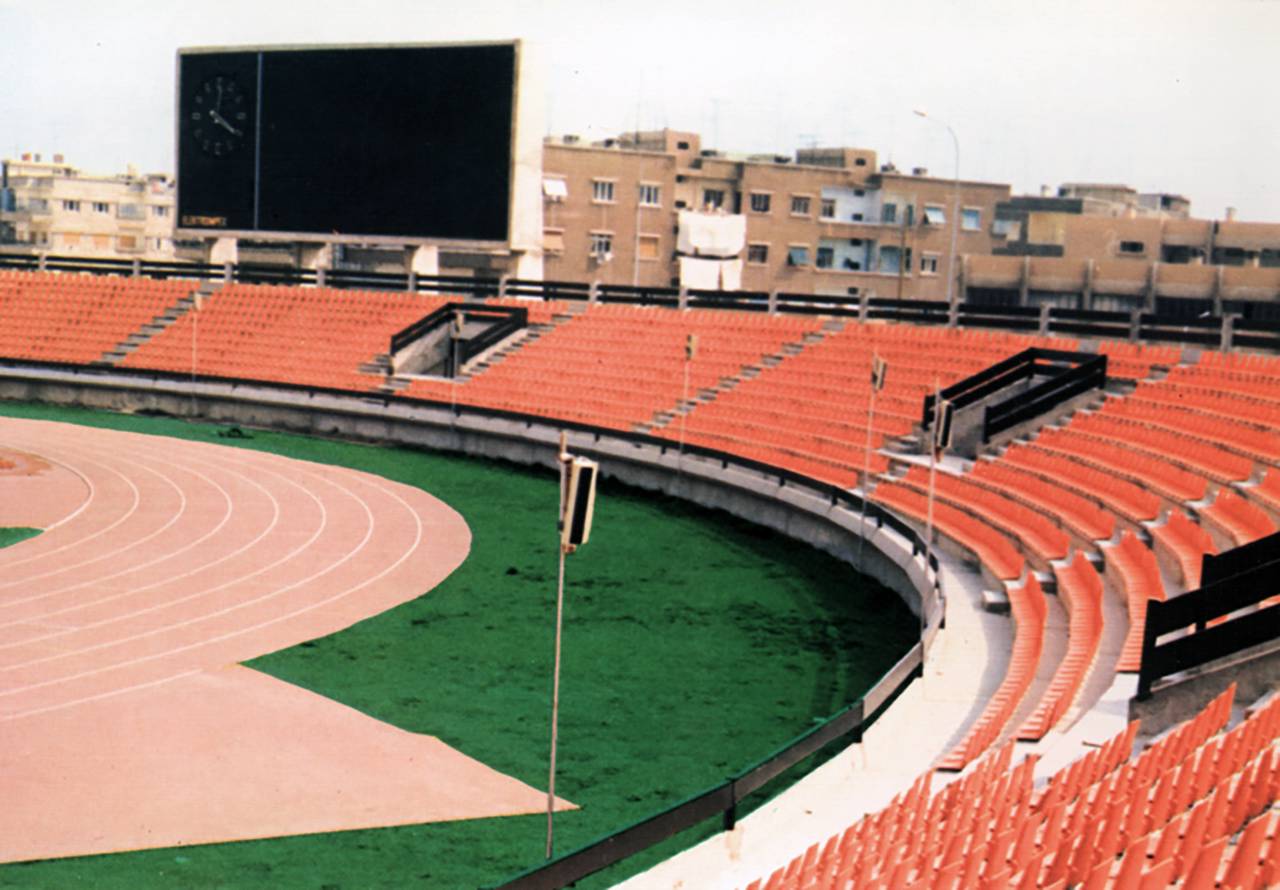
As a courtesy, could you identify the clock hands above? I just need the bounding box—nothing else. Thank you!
[209,108,242,137]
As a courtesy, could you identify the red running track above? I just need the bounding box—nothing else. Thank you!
[0,417,567,864]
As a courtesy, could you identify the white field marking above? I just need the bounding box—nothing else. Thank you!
[0,445,288,645]
[0,445,221,617]
[0,465,432,712]
[1,669,202,721]
[0,442,138,575]
[0,459,369,684]
[0,438,183,592]
[0,441,97,537]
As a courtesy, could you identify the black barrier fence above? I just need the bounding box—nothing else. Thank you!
[387,302,527,359]
[1,254,1277,352]
[486,641,924,890]
[1137,531,1280,699]
[983,352,1107,442]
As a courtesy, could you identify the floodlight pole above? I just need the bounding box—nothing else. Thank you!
[856,356,880,570]
[190,296,198,418]
[546,432,571,859]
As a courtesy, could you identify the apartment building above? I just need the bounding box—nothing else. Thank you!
[542,129,1012,300]
[0,154,176,261]
[968,185,1280,317]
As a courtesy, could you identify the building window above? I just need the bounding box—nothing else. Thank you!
[543,228,565,254]
[961,208,981,231]
[921,254,940,275]
[589,231,613,257]
[820,198,836,219]
[62,232,81,247]
[637,183,661,207]
[92,201,110,214]
[922,205,947,225]
[855,158,867,166]
[882,203,897,224]
[786,245,809,266]
[747,243,769,264]
[879,246,902,274]
[591,179,615,203]
[816,246,834,269]
[1119,240,1145,255]
[677,140,690,150]
[152,205,170,218]
[790,195,811,216]
[637,234,660,260]
[92,234,109,248]
[749,192,772,214]
[62,200,81,212]
[118,235,138,250]
[702,188,725,210]
[854,189,865,197]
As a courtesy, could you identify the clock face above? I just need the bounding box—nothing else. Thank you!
[189,75,249,158]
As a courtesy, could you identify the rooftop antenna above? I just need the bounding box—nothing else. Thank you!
[709,97,725,149]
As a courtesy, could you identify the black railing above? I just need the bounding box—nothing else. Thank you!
[0,254,1276,353]
[1137,531,1280,699]
[983,352,1107,441]
[387,302,527,361]
[486,642,924,890]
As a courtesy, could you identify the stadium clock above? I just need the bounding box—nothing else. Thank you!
[189,75,249,158]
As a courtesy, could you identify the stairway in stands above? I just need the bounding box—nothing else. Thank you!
[641,317,845,434]
[98,280,221,367]
[374,300,584,396]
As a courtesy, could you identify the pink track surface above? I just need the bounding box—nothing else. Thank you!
[0,418,567,863]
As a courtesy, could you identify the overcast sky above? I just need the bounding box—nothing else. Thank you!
[3,0,1278,220]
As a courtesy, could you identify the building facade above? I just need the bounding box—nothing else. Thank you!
[542,129,1012,301]
[0,154,176,261]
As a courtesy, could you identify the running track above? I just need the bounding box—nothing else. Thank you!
[0,417,566,863]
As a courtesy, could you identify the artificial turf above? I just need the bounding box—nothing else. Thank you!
[0,401,918,890]
[0,527,41,549]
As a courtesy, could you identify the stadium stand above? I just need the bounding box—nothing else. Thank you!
[2,270,1278,888]
[743,683,1279,890]
[0,270,194,364]
[121,283,449,391]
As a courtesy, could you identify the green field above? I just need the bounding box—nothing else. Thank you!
[0,527,41,549]
[0,402,917,890]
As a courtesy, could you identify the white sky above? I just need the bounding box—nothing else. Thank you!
[2,0,1278,220]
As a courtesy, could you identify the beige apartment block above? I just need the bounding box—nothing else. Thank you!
[543,129,1010,300]
[1,154,176,262]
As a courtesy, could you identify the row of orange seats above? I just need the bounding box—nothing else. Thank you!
[1016,555,1104,741]
[895,464,1070,564]
[1152,511,1217,591]
[1202,489,1278,548]
[1098,395,1280,468]
[1036,424,1209,503]
[935,574,1047,772]
[1105,531,1167,674]
[1128,379,1279,437]
[968,459,1116,543]
[871,480,1025,582]
[748,684,1278,890]
[1004,442,1161,525]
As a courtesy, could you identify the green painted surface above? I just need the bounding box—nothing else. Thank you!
[0,527,41,549]
[0,402,916,889]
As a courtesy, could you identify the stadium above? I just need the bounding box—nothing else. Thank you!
[1,35,1279,890]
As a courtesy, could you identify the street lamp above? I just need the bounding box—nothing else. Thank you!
[913,109,961,307]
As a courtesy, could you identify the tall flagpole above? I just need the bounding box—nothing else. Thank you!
[546,431,570,859]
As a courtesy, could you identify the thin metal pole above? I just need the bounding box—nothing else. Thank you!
[546,432,569,859]
[857,360,878,570]
[923,379,941,586]
[678,356,691,467]
[190,296,197,418]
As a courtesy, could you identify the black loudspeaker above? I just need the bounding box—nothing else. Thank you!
[934,399,955,452]
[562,457,598,549]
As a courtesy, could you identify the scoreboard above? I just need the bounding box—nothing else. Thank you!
[176,42,520,245]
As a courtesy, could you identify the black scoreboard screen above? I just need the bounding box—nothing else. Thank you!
[176,43,517,243]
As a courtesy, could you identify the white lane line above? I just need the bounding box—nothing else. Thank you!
[0,461,361,684]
